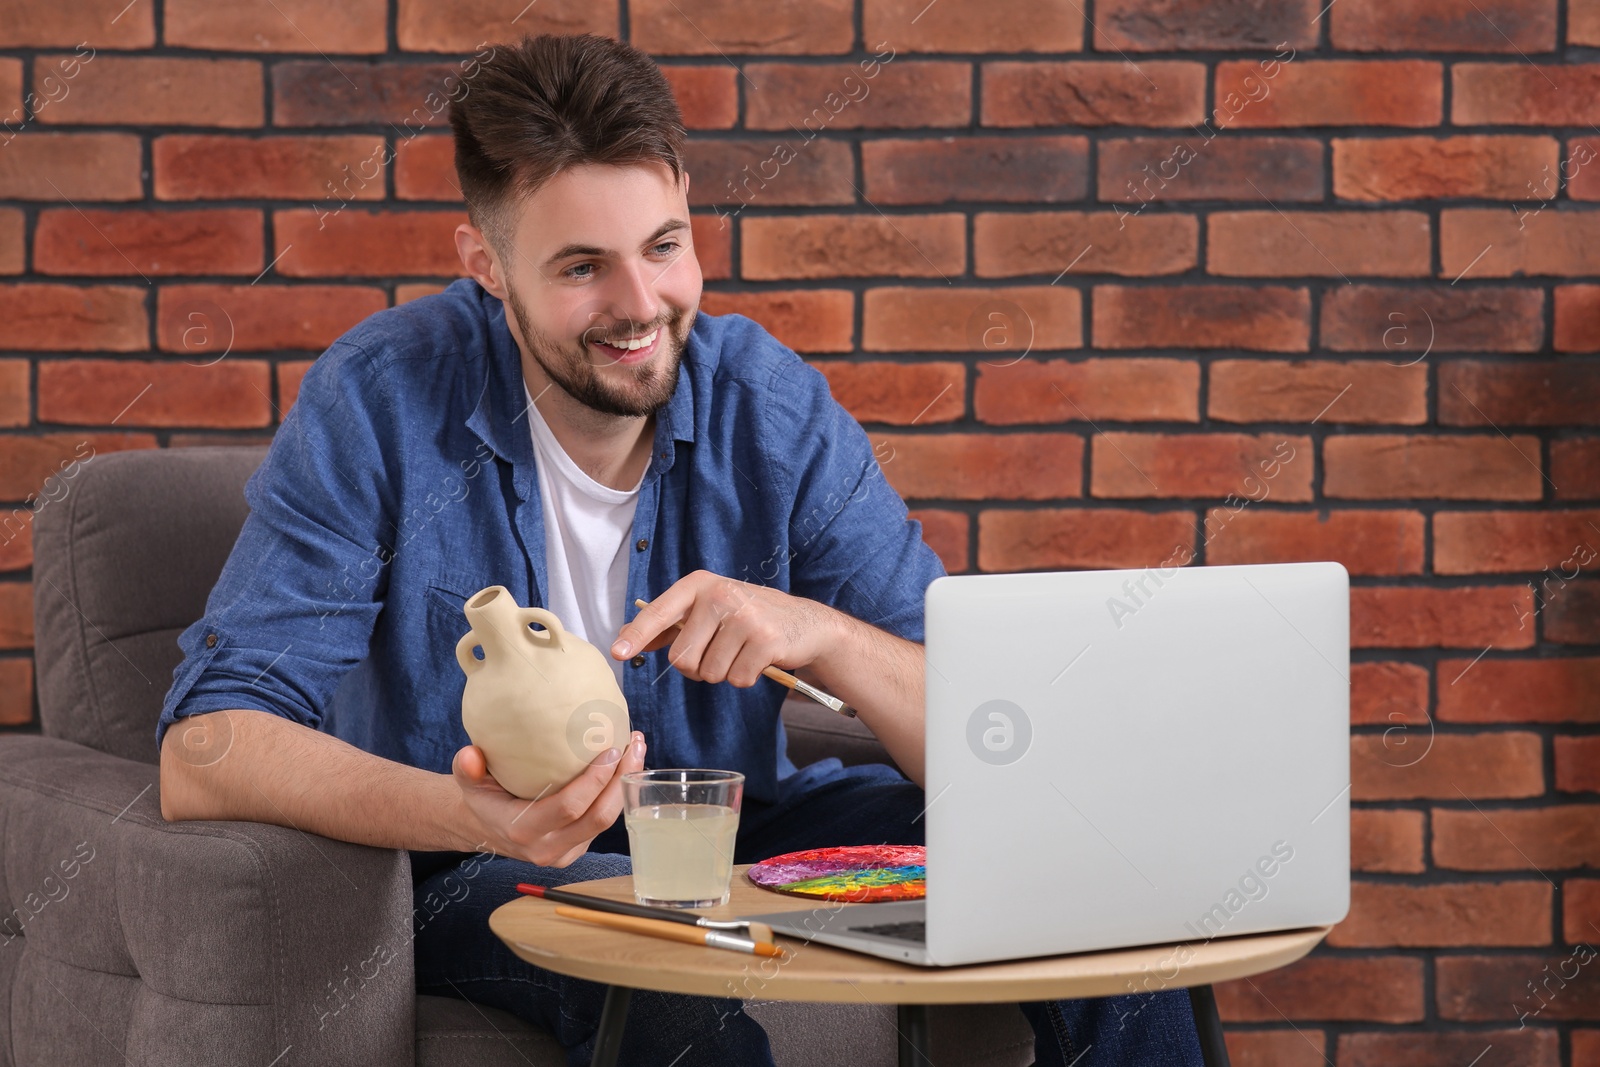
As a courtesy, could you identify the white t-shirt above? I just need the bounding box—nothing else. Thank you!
[524,385,645,693]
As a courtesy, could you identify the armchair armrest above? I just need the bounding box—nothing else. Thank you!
[0,735,416,1066]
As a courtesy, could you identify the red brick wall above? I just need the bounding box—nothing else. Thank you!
[2,0,1597,1062]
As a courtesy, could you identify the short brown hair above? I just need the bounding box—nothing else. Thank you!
[450,33,687,246]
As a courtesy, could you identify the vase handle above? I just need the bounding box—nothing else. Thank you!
[455,629,484,676]
[519,607,566,650]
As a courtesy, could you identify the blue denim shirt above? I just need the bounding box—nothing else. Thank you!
[156,278,945,806]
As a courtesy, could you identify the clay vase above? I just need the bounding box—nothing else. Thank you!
[454,585,631,800]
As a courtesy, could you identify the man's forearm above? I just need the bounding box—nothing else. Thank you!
[805,608,927,787]
[160,708,477,853]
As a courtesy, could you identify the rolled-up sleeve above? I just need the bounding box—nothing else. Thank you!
[155,340,400,754]
[763,355,947,643]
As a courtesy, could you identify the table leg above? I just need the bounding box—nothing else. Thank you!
[1188,984,1231,1067]
[591,985,632,1067]
[897,1003,932,1067]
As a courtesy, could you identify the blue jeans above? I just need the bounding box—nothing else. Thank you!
[412,760,1206,1066]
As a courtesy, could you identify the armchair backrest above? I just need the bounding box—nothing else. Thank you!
[32,446,267,764]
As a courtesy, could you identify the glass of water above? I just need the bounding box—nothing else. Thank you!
[621,769,744,907]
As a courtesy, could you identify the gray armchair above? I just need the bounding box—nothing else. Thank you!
[0,445,1034,1066]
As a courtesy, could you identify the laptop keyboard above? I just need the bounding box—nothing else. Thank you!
[850,920,926,943]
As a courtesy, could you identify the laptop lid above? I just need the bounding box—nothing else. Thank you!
[923,561,1350,967]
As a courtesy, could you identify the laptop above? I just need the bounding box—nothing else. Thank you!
[739,561,1351,966]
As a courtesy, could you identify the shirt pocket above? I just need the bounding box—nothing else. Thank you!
[422,572,490,655]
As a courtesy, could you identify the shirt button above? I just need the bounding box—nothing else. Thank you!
[658,450,668,459]
[205,633,217,648]
[631,655,646,667]
[636,538,649,551]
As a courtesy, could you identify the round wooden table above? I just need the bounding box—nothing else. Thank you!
[489,863,1331,1067]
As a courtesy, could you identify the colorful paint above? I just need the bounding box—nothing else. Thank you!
[746,844,926,902]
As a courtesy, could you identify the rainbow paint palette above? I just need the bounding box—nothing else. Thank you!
[745,845,926,902]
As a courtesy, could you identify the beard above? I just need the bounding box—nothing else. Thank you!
[505,281,691,419]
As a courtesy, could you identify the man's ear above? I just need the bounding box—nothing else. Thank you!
[455,222,506,299]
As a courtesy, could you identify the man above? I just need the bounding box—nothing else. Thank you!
[157,33,1204,1066]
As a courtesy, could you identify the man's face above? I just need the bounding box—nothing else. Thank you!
[489,163,702,418]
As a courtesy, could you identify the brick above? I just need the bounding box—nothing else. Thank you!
[1320,286,1545,353]
[1217,60,1441,127]
[155,135,387,202]
[1093,285,1309,351]
[1206,211,1430,277]
[1546,581,1600,643]
[1566,139,1600,201]
[974,212,1197,278]
[1324,435,1543,501]
[0,582,30,648]
[1098,137,1323,203]
[0,285,145,351]
[1214,957,1424,1023]
[35,208,263,277]
[1351,809,1424,873]
[1333,136,1560,201]
[1578,0,1600,44]
[862,136,1089,205]
[396,0,615,52]
[1455,64,1600,125]
[1438,657,1600,723]
[393,134,457,201]
[0,133,142,201]
[742,214,964,280]
[277,360,313,413]
[1440,361,1600,426]
[864,0,1083,52]
[1095,0,1319,50]
[157,284,387,353]
[632,0,853,54]
[0,57,17,120]
[661,67,737,130]
[273,210,466,278]
[909,508,968,574]
[981,61,1205,127]
[876,433,1082,501]
[863,286,1081,353]
[1556,285,1600,352]
[0,513,29,570]
[1437,954,1600,1020]
[977,508,1195,571]
[1206,509,1425,576]
[975,359,1199,424]
[0,209,20,275]
[0,432,156,499]
[38,57,261,127]
[0,359,26,426]
[1224,1031,1327,1067]
[1352,661,1429,725]
[1339,1029,1559,1067]
[0,658,31,726]
[1442,208,1600,278]
[393,283,445,305]
[1209,360,1426,425]
[700,290,853,353]
[0,0,153,47]
[685,139,854,209]
[38,359,272,429]
[690,216,731,282]
[744,62,970,130]
[1352,586,1534,649]
[810,361,964,425]
[273,60,462,127]
[1091,433,1312,500]
[165,0,386,52]
[1559,738,1600,793]
[1335,0,1555,50]
[1329,881,1549,947]
[1436,806,1600,870]
[1352,731,1544,801]
[1568,880,1600,945]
